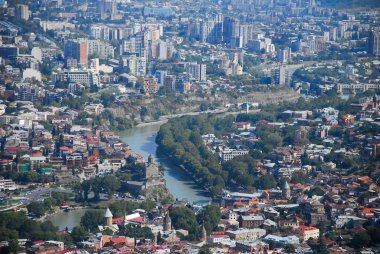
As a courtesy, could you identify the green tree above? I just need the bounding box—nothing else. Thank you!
[80,210,104,232]
[306,187,325,197]
[311,239,329,254]
[197,205,221,233]
[199,245,212,254]
[102,175,121,197]
[351,232,371,250]
[27,202,46,218]
[170,206,199,240]
[71,226,89,243]
[284,244,295,253]
[290,172,309,184]
[254,174,277,190]
[8,239,19,254]
[123,225,154,240]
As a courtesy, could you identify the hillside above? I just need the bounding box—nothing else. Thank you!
[319,0,380,9]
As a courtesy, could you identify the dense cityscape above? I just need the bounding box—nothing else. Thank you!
[0,0,380,253]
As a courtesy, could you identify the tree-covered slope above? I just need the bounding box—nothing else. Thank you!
[319,0,380,8]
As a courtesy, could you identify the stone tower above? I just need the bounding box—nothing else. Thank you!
[104,207,113,226]
[282,181,291,199]
[201,225,207,242]
[148,154,154,164]
[163,212,172,231]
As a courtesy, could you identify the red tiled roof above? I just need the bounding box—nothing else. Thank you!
[298,225,318,231]
[86,140,99,144]
[88,155,98,161]
[112,217,124,224]
[32,240,45,245]
[5,146,20,151]
[128,216,145,224]
[110,237,129,245]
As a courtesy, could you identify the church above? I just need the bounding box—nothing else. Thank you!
[144,154,165,188]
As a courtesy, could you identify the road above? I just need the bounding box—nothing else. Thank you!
[0,186,73,211]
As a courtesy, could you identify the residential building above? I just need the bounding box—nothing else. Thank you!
[16,4,29,20]
[296,226,319,241]
[64,39,88,66]
[143,77,159,95]
[368,30,380,56]
[239,215,264,228]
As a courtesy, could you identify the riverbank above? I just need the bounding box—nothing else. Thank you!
[120,123,211,203]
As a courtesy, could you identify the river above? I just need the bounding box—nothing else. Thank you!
[48,209,92,231]
[120,123,211,204]
[48,123,210,230]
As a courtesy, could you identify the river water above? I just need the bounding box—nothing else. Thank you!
[48,123,210,230]
[120,123,211,204]
[48,209,91,231]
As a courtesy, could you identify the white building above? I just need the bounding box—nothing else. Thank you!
[120,55,146,77]
[0,178,17,191]
[220,148,249,162]
[53,69,100,87]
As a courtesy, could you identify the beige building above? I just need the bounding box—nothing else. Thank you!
[296,226,319,241]
[226,228,266,241]
[16,4,29,20]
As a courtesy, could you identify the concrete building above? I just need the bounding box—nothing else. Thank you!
[220,148,249,162]
[239,215,264,228]
[52,69,100,87]
[87,40,114,60]
[368,30,380,56]
[0,178,17,190]
[16,4,29,21]
[296,226,319,241]
[64,39,88,66]
[143,76,159,95]
[263,234,300,245]
[271,66,291,86]
[0,45,19,59]
[187,63,207,81]
[157,41,168,60]
[120,55,146,77]
[226,228,266,241]
[235,240,268,253]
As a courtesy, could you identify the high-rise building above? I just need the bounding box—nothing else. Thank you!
[271,66,291,86]
[120,55,146,77]
[99,0,117,20]
[239,24,254,47]
[143,77,159,95]
[200,15,223,44]
[187,63,206,81]
[223,17,240,45]
[155,70,167,87]
[157,41,168,60]
[16,4,29,21]
[277,47,291,63]
[368,30,380,56]
[64,39,88,66]
[87,40,114,59]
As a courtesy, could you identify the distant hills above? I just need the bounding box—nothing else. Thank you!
[319,0,380,9]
